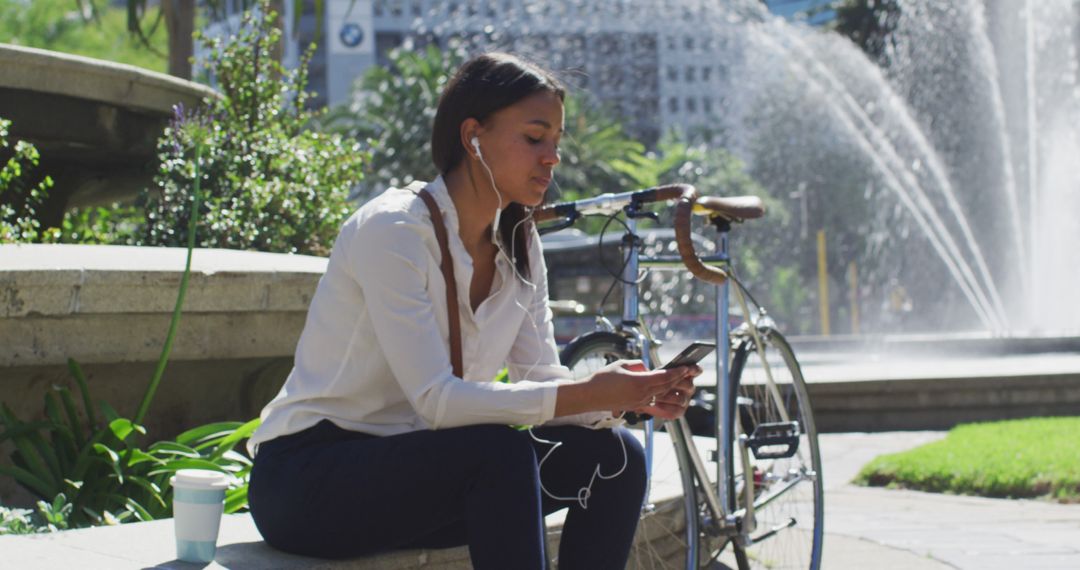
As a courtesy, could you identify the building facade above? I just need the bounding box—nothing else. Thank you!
[263,0,759,143]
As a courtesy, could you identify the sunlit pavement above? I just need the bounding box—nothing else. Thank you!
[818,431,1080,570]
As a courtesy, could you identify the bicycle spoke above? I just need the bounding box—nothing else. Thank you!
[729,328,823,570]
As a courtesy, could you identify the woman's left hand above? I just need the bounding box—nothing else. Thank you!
[633,365,701,420]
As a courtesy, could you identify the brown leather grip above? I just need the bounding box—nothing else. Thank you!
[417,189,463,379]
[674,187,730,286]
[649,183,694,201]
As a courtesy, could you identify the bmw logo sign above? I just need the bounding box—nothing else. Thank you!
[339,23,364,48]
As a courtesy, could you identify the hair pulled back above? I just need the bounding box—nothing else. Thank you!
[431,52,565,277]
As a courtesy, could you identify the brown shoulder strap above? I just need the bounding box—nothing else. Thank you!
[416,188,463,379]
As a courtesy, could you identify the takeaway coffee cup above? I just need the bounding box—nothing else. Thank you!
[170,469,230,563]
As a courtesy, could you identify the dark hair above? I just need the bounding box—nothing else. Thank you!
[431,52,566,278]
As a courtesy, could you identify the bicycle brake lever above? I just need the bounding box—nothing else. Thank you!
[626,208,660,222]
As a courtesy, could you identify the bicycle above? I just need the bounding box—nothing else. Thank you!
[534,184,823,570]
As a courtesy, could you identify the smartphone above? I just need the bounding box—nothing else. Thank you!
[661,341,717,370]
[623,341,716,425]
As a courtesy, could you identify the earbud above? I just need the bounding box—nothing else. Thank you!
[470,136,482,158]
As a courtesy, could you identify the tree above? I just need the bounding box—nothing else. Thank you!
[830,0,902,64]
[117,0,322,79]
[550,96,648,201]
[320,44,464,201]
[0,0,167,72]
[321,43,656,204]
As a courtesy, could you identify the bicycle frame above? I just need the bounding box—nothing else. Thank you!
[612,216,741,549]
[541,186,820,568]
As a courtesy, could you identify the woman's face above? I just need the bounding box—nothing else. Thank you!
[472,91,563,208]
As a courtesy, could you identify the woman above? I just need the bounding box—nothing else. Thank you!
[247,52,700,570]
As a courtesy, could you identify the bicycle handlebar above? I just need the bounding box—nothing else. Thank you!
[533,183,767,286]
[672,186,730,285]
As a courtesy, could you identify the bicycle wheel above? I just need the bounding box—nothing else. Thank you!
[725,326,823,570]
[560,331,712,569]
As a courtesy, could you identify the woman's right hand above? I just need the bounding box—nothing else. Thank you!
[553,360,698,419]
[590,360,697,413]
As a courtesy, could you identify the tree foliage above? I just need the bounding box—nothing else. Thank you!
[0,0,167,72]
[321,44,463,201]
[830,0,903,64]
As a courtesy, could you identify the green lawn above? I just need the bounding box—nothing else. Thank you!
[855,416,1080,502]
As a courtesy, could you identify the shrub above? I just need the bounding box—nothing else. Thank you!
[143,2,367,255]
[0,116,57,243]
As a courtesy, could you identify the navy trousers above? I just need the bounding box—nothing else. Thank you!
[248,420,647,570]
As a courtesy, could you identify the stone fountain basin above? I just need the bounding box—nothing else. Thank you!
[0,44,217,225]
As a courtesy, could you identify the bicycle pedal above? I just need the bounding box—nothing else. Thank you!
[746,421,800,459]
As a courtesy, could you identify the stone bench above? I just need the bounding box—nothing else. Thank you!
[0,432,692,568]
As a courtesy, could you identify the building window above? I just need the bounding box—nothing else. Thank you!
[667,66,678,82]
[686,66,696,82]
[702,66,712,82]
[703,98,713,114]
[684,36,694,51]
[687,97,697,113]
[666,36,677,50]
[669,97,679,113]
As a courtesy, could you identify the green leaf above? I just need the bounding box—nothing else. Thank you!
[207,418,260,460]
[46,421,78,475]
[44,390,64,425]
[124,497,154,522]
[107,418,145,442]
[125,477,166,510]
[126,448,165,467]
[147,441,200,458]
[92,443,123,484]
[150,458,226,477]
[66,358,97,429]
[70,428,112,481]
[175,421,242,446]
[11,428,60,494]
[57,384,86,447]
[224,485,249,514]
[0,418,55,445]
[0,464,55,499]
[99,401,121,423]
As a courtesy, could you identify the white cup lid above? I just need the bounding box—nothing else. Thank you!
[170,469,230,490]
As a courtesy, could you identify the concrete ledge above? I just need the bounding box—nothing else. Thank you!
[0,513,473,570]
[790,332,1080,357]
[0,432,690,569]
[0,504,690,569]
[809,372,1080,432]
[0,244,326,365]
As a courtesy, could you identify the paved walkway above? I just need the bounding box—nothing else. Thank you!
[820,432,1080,570]
[2,431,1079,569]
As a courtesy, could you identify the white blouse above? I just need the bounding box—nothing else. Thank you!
[248,177,615,455]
